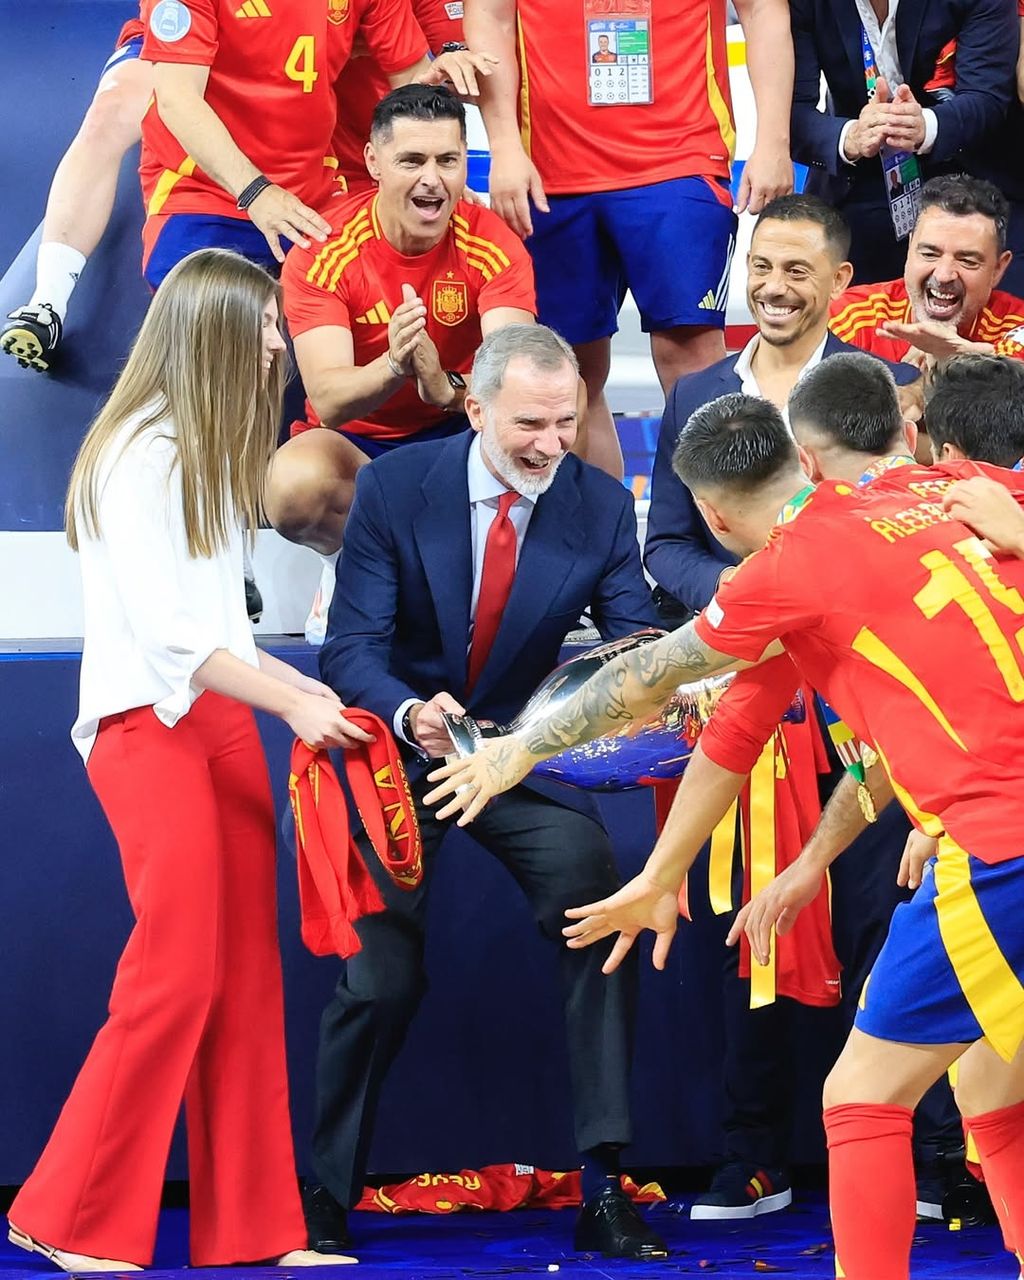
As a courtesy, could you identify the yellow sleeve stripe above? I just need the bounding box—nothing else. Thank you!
[516,13,532,157]
[452,215,512,268]
[307,210,371,286]
[325,228,376,292]
[455,236,506,279]
[146,157,198,216]
[851,625,967,751]
[829,296,908,338]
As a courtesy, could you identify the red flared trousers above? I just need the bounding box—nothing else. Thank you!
[9,693,306,1265]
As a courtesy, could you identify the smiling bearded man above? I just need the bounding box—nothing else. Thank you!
[829,175,1024,369]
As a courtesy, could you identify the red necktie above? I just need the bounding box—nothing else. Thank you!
[467,490,518,690]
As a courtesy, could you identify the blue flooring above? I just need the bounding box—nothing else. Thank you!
[0,1198,1013,1278]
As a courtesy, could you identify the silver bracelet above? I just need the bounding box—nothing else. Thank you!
[386,352,404,378]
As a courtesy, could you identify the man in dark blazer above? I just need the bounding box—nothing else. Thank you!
[306,324,664,1260]
[789,0,1019,283]
[644,193,921,623]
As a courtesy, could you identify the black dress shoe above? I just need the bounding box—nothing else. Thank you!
[302,1183,352,1253]
[574,1186,668,1260]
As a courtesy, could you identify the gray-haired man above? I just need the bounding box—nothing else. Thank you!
[306,324,665,1261]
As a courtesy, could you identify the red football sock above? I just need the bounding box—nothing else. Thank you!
[824,1103,915,1280]
[965,1099,1024,1265]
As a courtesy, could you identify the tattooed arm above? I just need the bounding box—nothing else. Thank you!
[423,623,770,824]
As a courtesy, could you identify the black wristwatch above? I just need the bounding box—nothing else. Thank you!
[440,41,469,53]
[445,370,467,390]
[401,704,418,742]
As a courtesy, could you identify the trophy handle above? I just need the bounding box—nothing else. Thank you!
[441,712,508,759]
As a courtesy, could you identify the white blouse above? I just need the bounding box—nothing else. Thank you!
[71,409,259,761]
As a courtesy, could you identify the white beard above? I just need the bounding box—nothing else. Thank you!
[481,420,565,497]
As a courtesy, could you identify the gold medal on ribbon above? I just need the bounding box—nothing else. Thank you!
[857,782,878,824]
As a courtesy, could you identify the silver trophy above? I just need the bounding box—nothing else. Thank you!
[443,629,805,791]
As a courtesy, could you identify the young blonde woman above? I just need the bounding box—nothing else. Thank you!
[7,249,366,1272]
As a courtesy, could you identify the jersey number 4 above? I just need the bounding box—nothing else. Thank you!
[285,35,318,92]
[915,536,1024,701]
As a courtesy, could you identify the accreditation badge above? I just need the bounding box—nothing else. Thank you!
[881,147,922,242]
[584,0,653,107]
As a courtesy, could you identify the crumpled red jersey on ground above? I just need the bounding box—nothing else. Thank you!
[356,1164,665,1214]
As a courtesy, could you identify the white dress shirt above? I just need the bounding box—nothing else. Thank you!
[72,408,259,761]
[732,331,829,425]
[838,0,938,164]
[393,433,536,745]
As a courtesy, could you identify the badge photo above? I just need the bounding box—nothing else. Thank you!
[432,279,469,327]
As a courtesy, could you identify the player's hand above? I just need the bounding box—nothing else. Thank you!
[726,856,825,967]
[410,330,454,409]
[897,830,937,891]
[246,184,331,263]
[884,83,927,151]
[298,674,343,703]
[462,185,486,206]
[879,318,992,361]
[423,736,534,823]
[419,50,499,99]
[285,691,376,751]
[487,144,549,239]
[736,142,793,214]
[841,76,892,162]
[942,476,1024,557]
[408,691,465,758]
[563,871,681,974]
[388,284,428,374]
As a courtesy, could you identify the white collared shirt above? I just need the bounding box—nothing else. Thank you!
[732,331,829,425]
[838,0,938,163]
[393,434,537,744]
[71,408,258,761]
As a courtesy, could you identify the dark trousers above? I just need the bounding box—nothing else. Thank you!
[311,780,636,1207]
[722,764,961,1169]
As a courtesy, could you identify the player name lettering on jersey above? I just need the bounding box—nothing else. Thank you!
[867,501,952,544]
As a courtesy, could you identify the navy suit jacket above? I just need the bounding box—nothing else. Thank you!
[790,0,1018,206]
[321,432,658,813]
[643,332,920,616]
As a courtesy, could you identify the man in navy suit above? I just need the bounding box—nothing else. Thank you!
[789,0,1019,283]
[306,324,665,1260]
[645,193,921,624]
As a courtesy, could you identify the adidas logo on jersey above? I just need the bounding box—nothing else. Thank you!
[697,290,718,310]
[354,301,392,325]
[235,0,271,16]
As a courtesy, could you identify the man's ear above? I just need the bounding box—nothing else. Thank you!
[696,495,729,538]
[993,248,1013,290]
[940,440,966,463]
[796,442,821,482]
[902,418,919,457]
[831,259,855,299]
[364,140,382,183]
[465,393,485,434]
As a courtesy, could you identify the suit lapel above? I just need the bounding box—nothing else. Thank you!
[469,466,585,705]
[895,0,927,86]
[832,0,869,94]
[412,435,474,692]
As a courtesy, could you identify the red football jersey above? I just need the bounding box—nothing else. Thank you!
[140,0,426,222]
[282,190,536,438]
[331,0,463,193]
[829,279,1024,361]
[694,463,1024,864]
[116,6,147,47]
[511,0,734,195]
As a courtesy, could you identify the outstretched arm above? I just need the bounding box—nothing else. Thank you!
[423,622,770,823]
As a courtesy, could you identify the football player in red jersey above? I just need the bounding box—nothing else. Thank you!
[1,10,153,372]
[139,0,496,286]
[829,177,1024,368]
[425,392,1024,1280]
[466,0,794,477]
[268,84,535,560]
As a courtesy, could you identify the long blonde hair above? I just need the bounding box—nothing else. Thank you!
[66,248,287,557]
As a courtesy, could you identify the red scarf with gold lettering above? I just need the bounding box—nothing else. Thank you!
[289,710,423,959]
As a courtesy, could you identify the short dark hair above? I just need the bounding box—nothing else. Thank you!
[753,193,852,263]
[673,393,800,494]
[370,84,466,144]
[788,352,904,455]
[917,175,1010,252]
[925,355,1024,467]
